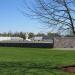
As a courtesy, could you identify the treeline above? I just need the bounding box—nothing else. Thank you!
[0,32,60,39]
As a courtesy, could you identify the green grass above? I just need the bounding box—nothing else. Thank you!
[0,47,75,75]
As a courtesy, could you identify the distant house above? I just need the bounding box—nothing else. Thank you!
[31,36,43,41]
[31,36,53,43]
[0,37,23,41]
[11,37,23,41]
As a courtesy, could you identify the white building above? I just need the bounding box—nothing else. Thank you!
[0,37,23,41]
[31,36,53,43]
[31,36,43,41]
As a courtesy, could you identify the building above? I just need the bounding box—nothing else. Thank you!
[31,36,43,41]
[0,37,23,41]
[31,36,53,43]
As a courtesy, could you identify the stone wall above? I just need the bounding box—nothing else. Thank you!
[54,37,75,48]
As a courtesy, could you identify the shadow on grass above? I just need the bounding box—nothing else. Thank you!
[0,62,59,75]
[0,62,74,75]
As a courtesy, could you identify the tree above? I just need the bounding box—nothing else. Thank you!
[28,32,35,38]
[13,32,20,37]
[19,32,26,39]
[8,31,13,37]
[47,32,60,38]
[23,0,75,35]
[2,32,8,37]
[36,33,45,37]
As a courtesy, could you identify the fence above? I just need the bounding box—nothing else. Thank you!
[0,42,53,48]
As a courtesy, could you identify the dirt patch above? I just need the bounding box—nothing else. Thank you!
[61,65,75,73]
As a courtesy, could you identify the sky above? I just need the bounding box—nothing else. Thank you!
[0,0,48,33]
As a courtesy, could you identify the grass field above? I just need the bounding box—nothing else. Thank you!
[0,47,75,75]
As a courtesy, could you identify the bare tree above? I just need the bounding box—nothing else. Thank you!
[22,0,75,35]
